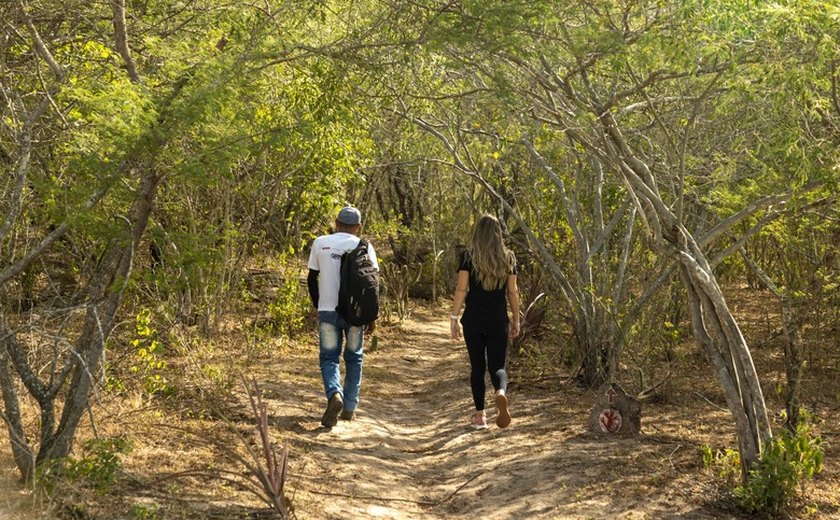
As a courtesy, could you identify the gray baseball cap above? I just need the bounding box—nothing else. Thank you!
[336,206,362,225]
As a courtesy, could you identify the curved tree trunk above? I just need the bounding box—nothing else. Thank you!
[0,1,164,478]
[0,166,160,479]
[597,113,773,473]
[38,169,160,465]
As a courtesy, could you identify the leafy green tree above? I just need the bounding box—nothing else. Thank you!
[0,0,379,479]
[390,0,837,479]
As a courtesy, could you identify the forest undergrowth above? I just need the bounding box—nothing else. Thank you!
[1,286,838,520]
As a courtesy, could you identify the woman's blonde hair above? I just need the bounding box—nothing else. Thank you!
[467,214,516,291]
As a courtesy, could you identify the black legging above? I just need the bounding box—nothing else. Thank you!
[463,324,509,411]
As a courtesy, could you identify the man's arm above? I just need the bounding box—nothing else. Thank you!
[307,269,319,309]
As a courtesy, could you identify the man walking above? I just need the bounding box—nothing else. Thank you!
[307,206,378,427]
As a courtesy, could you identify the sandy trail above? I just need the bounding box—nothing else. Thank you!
[260,306,728,520]
[2,301,837,518]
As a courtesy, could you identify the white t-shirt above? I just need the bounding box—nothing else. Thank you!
[307,232,379,312]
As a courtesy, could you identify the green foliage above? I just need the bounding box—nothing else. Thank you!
[63,436,133,493]
[701,444,742,486]
[4,0,840,506]
[423,0,553,55]
[130,308,173,397]
[104,362,127,395]
[259,261,310,338]
[735,423,824,515]
[703,421,824,515]
[130,504,160,520]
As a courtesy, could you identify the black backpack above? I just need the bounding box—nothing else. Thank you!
[336,239,380,326]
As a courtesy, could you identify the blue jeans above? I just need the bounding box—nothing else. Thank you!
[318,311,364,412]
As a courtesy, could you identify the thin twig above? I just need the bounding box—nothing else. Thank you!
[303,488,438,506]
[694,391,728,412]
[439,473,481,503]
[668,444,682,470]
[300,472,481,507]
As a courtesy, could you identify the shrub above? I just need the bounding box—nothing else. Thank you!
[130,503,160,519]
[701,444,741,487]
[63,436,133,492]
[734,423,823,515]
[261,265,309,337]
[130,307,173,396]
[702,421,824,516]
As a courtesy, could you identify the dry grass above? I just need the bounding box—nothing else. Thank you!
[0,285,838,519]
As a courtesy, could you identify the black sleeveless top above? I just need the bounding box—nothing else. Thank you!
[458,250,517,330]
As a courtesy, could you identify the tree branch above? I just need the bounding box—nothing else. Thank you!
[408,113,582,309]
[111,0,141,84]
[0,182,113,287]
[0,320,47,402]
[831,60,840,119]
[0,337,34,476]
[699,180,823,248]
[0,97,32,252]
[21,4,63,80]
[522,136,589,255]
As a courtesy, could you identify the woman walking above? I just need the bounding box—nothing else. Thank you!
[450,214,520,429]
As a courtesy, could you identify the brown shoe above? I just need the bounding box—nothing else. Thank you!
[470,412,488,429]
[340,410,355,421]
[321,393,343,427]
[495,393,511,428]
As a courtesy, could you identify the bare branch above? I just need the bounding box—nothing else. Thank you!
[111,0,142,84]
[408,113,582,309]
[21,3,63,80]
[0,341,34,475]
[699,180,823,248]
[1,6,70,254]
[712,196,834,267]
[677,71,725,222]
[0,182,112,287]
[522,137,589,254]
[585,197,631,264]
[0,98,31,251]
[831,60,840,118]
[0,320,47,402]
[617,96,695,117]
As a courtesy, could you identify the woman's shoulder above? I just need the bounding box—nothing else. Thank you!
[458,248,471,270]
[507,249,517,272]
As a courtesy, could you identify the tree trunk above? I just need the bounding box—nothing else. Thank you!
[0,344,34,479]
[740,250,804,432]
[781,303,803,431]
[596,113,773,476]
[38,169,160,465]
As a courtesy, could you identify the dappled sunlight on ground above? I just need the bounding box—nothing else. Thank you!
[7,291,836,518]
[259,304,774,519]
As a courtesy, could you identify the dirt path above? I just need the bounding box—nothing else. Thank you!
[260,306,734,520]
[2,303,835,518]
